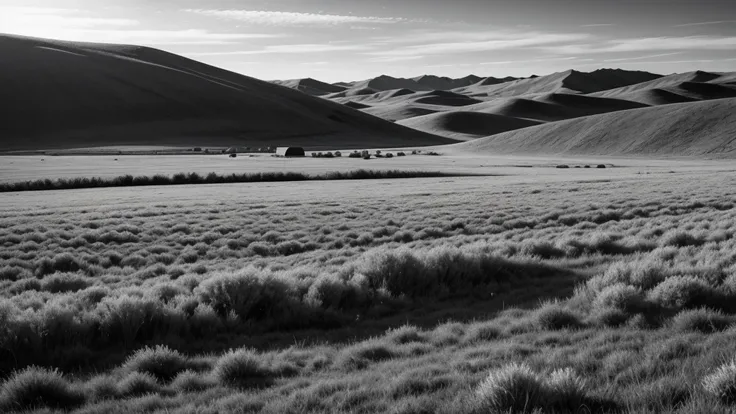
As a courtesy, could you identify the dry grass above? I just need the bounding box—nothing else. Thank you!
[1,169,736,412]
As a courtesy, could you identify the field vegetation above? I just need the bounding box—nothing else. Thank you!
[1,171,736,412]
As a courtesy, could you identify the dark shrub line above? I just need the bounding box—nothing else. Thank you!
[0,170,483,192]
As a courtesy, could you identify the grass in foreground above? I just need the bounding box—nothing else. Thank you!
[1,171,736,412]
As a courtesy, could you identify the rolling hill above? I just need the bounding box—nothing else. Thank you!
[0,34,454,152]
[450,98,736,158]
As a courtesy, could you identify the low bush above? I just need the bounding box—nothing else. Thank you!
[703,359,736,405]
[336,341,396,370]
[670,308,733,333]
[171,370,216,392]
[648,276,718,310]
[474,363,545,413]
[556,165,570,169]
[122,345,190,382]
[213,348,272,389]
[535,302,583,330]
[545,368,588,412]
[0,367,85,411]
[117,372,161,397]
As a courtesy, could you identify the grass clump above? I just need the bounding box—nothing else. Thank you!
[117,372,162,397]
[122,345,190,383]
[213,348,272,389]
[474,363,545,413]
[545,368,588,411]
[535,302,583,330]
[648,276,718,310]
[170,370,216,392]
[671,308,733,333]
[0,366,85,411]
[703,359,736,405]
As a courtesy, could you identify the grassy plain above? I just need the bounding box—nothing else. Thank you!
[2,154,736,413]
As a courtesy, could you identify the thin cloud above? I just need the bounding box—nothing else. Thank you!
[480,56,582,65]
[675,20,736,27]
[367,32,591,57]
[603,52,682,62]
[581,24,615,27]
[544,36,736,54]
[188,43,372,56]
[367,55,425,63]
[184,9,410,26]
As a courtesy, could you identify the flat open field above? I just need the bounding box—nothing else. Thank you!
[2,154,736,413]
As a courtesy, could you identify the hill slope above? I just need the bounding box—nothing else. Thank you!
[0,34,454,151]
[398,112,541,141]
[450,98,736,157]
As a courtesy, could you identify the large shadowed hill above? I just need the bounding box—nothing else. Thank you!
[593,71,736,105]
[449,98,736,158]
[0,34,455,151]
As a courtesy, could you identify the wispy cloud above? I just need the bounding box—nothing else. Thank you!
[188,43,372,56]
[0,6,280,45]
[675,20,736,27]
[602,52,682,62]
[184,9,411,26]
[581,24,615,27]
[367,55,425,63]
[544,36,736,54]
[366,31,591,57]
[480,56,584,65]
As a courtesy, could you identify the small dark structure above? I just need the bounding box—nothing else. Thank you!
[229,153,237,158]
[276,147,306,157]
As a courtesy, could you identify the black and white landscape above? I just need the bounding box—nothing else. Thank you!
[2,1,736,413]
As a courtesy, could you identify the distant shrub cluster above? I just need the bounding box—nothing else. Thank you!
[0,170,471,192]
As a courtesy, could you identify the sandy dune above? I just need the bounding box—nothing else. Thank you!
[593,71,736,105]
[397,112,541,141]
[450,98,736,158]
[0,34,454,151]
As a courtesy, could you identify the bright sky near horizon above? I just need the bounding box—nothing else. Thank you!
[1,0,736,82]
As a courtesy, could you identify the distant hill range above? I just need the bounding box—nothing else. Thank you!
[274,68,736,157]
[0,34,453,152]
[3,32,736,158]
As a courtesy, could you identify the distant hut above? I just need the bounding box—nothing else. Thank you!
[276,147,306,157]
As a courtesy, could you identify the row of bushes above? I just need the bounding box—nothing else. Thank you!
[0,169,468,192]
[0,246,560,374]
[0,346,272,411]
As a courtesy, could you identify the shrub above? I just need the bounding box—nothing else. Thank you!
[85,375,119,401]
[648,276,717,309]
[386,324,425,344]
[0,367,85,410]
[122,345,190,382]
[703,359,736,405]
[348,151,361,158]
[475,363,544,413]
[41,272,90,293]
[593,283,646,314]
[117,372,161,397]
[464,322,502,344]
[671,308,733,333]
[397,152,406,157]
[556,165,570,169]
[334,151,342,157]
[535,303,583,330]
[337,341,396,370]
[171,370,216,392]
[545,368,587,411]
[386,153,394,158]
[213,348,271,389]
[597,164,607,169]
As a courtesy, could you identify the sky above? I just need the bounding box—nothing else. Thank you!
[1,0,736,82]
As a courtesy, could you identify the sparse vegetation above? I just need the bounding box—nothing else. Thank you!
[0,170,474,192]
[1,169,735,412]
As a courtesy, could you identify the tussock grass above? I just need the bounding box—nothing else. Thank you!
[213,348,272,389]
[0,366,85,411]
[703,359,736,405]
[122,345,190,383]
